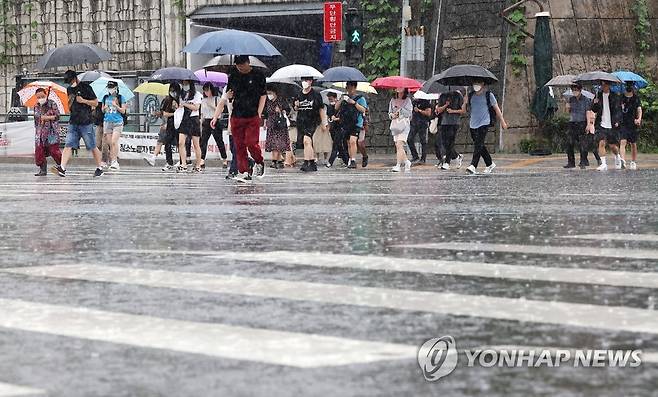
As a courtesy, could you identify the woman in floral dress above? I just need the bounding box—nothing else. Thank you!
[264,86,291,169]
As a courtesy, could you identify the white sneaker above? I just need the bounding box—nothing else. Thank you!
[109,161,120,170]
[630,161,637,170]
[456,154,463,169]
[162,164,174,172]
[404,160,412,172]
[466,165,477,174]
[234,172,253,183]
[441,163,450,170]
[597,163,608,171]
[483,162,496,174]
[614,155,622,169]
[143,154,155,167]
[391,164,401,172]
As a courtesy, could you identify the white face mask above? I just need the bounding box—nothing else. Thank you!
[301,81,311,90]
[37,98,47,105]
[472,84,482,93]
[267,94,275,101]
[182,84,190,91]
[169,91,178,98]
[108,88,118,95]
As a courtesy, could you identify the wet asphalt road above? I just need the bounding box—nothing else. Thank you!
[0,160,656,397]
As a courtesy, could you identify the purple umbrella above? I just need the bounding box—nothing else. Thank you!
[194,70,228,86]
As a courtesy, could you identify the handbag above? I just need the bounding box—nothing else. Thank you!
[390,117,409,135]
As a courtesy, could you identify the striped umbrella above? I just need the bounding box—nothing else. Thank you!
[18,81,69,113]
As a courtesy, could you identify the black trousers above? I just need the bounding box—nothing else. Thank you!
[201,119,227,160]
[470,126,492,168]
[408,123,428,161]
[571,121,601,166]
[440,124,460,164]
[328,127,349,165]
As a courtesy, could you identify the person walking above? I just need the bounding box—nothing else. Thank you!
[564,83,598,169]
[177,80,203,172]
[212,55,266,182]
[294,77,328,172]
[263,85,291,169]
[619,82,642,170]
[93,101,109,169]
[200,82,228,169]
[144,83,181,171]
[325,91,349,168]
[51,70,104,177]
[334,81,367,169]
[463,79,508,174]
[435,89,464,170]
[32,88,62,176]
[408,95,433,165]
[587,81,622,171]
[101,80,128,171]
[388,88,413,172]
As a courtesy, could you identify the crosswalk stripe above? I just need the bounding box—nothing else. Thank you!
[0,298,415,368]
[394,242,658,260]
[3,265,658,335]
[564,234,658,243]
[0,382,44,397]
[114,249,658,289]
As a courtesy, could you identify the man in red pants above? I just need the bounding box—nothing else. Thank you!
[220,55,266,183]
[33,88,62,176]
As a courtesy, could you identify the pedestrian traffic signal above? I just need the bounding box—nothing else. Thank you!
[346,11,363,60]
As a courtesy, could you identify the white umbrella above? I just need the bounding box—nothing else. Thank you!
[332,81,378,94]
[562,88,595,99]
[204,55,267,69]
[320,88,345,105]
[270,64,323,81]
[413,90,440,100]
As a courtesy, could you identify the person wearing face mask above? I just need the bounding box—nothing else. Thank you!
[435,89,465,170]
[325,91,349,168]
[388,88,413,172]
[294,77,328,172]
[32,88,62,176]
[565,83,597,169]
[263,85,291,169]
[462,80,508,174]
[587,81,622,171]
[334,81,368,169]
[144,83,181,170]
[51,70,104,177]
[619,82,642,170]
[200,82,228,169]
[101,80,128,171]
[177,80,203,172]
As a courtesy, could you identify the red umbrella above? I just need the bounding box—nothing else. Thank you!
[371,76,422,91]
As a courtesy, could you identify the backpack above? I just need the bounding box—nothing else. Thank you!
[103,94,128,124]
[339,94,364,130]
[468,90,496,128]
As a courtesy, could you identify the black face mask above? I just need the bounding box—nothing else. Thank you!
[626,87,634,93]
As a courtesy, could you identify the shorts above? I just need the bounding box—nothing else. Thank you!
[181,116,201,137]
[596,127,619,145]
[296,123,317,149]
[620,125,639,144]
[358,129,366,142]
[65,124,96,150]
[103,121,124,135]
[392,132,409,143]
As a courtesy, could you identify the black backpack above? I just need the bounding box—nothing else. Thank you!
[102,94,128,124]
[468,90,497,127]
[339,94,364,129]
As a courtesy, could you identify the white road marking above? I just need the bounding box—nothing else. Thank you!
[4,265,658,335]
[114,249,658,289]
[394,242,658,260]
[564,234,658,243]
[0,382,45,396]
[0,298,414,368]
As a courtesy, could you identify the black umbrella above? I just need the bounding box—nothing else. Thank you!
[438,64,498,86]
[35,43,112,71]
[149,67,199,82]
[420,74,451,94]
[266,78,301,99]
[318,66,368,83]
[575,71,622,84]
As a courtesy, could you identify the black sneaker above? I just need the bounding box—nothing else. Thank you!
[50,165,66,177]
[347,160,357,169]
[277,161,285,169]
[35,165,47,176]
[563,164,576,169]
[254,162,265,179]
[309,161,318,172]
[226,173,237,180]
[269,162,278,169]
[362,156,369,168]
[300,162,309,172]
[94,167,104,177]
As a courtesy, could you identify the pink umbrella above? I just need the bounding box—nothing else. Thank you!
[372,76,422,92]
[194,70,228,86]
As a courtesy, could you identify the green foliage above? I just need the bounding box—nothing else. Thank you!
[632,0,651,72]
[359,0,401,80]
[507,8,528,76]
[637,79,658,152]
[539,113,570,152]
[0,0,40,66]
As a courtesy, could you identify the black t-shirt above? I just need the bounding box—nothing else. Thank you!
[621,94,641,127]
[411,99,432,127]
[67,83,97,125]
[295,90,324,128]
[227,68,266,118]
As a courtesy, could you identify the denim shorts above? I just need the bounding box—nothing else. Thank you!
[65,124,96,150]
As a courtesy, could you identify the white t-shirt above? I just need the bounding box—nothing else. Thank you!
[182,91,203,118]
[201,96,218,120]
[601,93,612,129]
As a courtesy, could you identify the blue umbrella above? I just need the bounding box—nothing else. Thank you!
[612,70,648,89]
[149,67,199,82]
[90,77,134,102]
[182,29,281,56]
[318,66,368,83]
